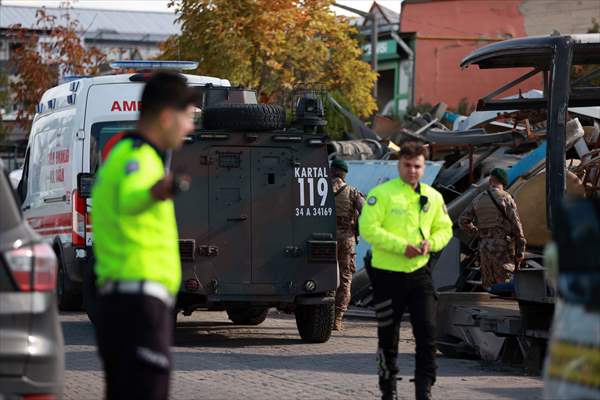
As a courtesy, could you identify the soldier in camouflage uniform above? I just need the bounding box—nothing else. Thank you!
[330,159,364,331]
[459,168,527,289]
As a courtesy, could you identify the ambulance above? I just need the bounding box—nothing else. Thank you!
[16,61,230,310]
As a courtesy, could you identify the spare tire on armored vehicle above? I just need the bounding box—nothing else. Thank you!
[203,103,286,131]
[173,91,337,344]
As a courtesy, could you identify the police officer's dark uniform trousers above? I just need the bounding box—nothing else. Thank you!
[97,283,173,400]
[359,178,453,400]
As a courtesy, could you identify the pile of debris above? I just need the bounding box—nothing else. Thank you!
[332,93,600,262]
[328,85,600,374]
[330,33,600,374]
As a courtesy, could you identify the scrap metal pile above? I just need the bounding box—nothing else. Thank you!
[327,33,600,373]
[331,93,600,283]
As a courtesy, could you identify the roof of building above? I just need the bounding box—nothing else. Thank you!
[369,2,400,25]
[0,5,180,42]
[353,2,400,35]
[354,2,399,26]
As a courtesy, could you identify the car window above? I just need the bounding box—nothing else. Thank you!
[28,131,43,200]
[28,124,63,201]
[90,121,137,173]
[0,170,21,231]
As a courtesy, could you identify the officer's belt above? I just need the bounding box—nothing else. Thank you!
[99,280,174,308]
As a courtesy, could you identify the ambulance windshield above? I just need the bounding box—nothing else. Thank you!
[90,121,137,173]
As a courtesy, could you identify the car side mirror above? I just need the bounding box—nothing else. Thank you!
[77,173,95,199]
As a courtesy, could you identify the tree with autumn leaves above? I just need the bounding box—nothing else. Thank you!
[5,0,376,136]
[161,0,378,127]
[6,5,106,129]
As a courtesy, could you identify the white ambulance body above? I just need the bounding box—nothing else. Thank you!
[18,64,229,309]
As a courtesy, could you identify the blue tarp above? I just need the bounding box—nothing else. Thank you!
[344,160,445,271]
[506,142,546,186]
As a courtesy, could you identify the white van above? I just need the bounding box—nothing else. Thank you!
[17,61,230,310]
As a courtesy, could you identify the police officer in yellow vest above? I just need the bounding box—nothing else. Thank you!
[92,72,196,400]
[359,142,453,400]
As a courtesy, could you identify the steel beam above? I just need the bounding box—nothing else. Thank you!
[546,37,573,229]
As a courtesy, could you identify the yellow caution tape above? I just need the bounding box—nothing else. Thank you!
[547,341,600,388]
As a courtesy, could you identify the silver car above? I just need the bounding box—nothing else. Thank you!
[0,161,64,399]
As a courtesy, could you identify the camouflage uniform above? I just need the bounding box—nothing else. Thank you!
[459,187,526,288]
[332,176,364,328]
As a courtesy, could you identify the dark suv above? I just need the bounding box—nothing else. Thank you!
[0,161,64,399]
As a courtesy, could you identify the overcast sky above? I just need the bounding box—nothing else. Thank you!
[1,0,402,16]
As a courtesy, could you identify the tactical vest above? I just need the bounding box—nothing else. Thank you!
[333,177,355,231]
[474,192,501,230]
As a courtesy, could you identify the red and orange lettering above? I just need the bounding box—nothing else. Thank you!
[56,168,65,182]
[123,101,136,112]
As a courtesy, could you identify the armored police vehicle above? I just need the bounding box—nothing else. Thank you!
[173,93,338,343]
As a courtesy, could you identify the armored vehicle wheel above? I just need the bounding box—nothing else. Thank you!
[226,306,270,326]
[203,103,285,132]
[294,303,334,343]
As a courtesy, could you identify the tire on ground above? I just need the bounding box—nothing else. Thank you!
[226,306,270,326]
[56,257,82,311]
[203,103,285,132]
[294,303,334,343]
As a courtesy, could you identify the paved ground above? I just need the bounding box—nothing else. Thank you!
[62,310,543,400]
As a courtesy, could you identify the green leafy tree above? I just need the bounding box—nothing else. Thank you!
[161,0,377,122]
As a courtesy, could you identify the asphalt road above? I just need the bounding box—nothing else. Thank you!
[62,310,543,400]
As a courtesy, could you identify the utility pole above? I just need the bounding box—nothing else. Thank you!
[333,3,378,102]
[371,13,378,101]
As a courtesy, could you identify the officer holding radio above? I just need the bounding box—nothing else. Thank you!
[359,142,453,400]
[92,71,196,400]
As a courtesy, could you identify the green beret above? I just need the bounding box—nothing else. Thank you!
[490,168,509,186]
[331,159,348,173]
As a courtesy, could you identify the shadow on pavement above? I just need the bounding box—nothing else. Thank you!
[176,320,295,331]
[475,387,542,400]
[174,329,304,347]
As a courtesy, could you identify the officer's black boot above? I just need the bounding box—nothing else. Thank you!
[377,348,398,400]
[415,378,433,400]
[379,376,397,400]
